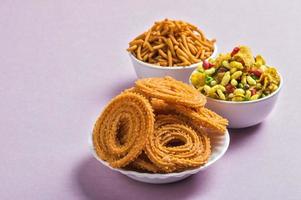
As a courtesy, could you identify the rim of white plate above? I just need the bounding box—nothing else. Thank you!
[89,129,230,179]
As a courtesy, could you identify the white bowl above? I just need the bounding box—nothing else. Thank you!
[129,44,217,83]
[190,70,283,128]
[90,130,229,184]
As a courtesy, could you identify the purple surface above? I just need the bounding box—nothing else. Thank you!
[0,0,300,199]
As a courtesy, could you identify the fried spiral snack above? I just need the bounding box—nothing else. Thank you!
[146,114,211,173]
[92,92,154,168]
[151,98,228,134]
[127,19,215,67]
[135,76,206,108]
[196,107,229,133]
[130,153,161,173]
[92,77,228,173]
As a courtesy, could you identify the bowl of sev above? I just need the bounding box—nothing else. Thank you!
[91,76,230,184]
[127,19,217,83]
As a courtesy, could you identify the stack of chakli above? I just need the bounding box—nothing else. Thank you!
[92,76,228,173]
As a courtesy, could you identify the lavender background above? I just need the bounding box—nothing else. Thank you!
[1,0,301,199]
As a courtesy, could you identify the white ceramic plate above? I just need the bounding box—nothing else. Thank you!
[90,130,230,184]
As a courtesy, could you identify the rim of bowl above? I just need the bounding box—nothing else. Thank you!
[89,129,230,177]
[189,69,283,104]
[129,43,217,70]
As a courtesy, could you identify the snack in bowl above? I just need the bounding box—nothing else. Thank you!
[92,92,154,168]
[151,99,228,134]
[127,19,215,67]
[190,46,281,101]
[145,114,211,173]
[92,77,228,177]
[190,46,282,128]
[135,76,207,107]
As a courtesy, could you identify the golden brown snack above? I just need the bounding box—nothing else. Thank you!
[130,153,162,173]
[151,98,228,134]
[197,107,229,133]
[92,92,154,168]
[127,19,215,67]
[146,114,211,173]
[92,77,229,174]
[135,76,206,108]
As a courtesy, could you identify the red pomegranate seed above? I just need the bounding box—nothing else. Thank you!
[252,70,262,77]
[226,84,235,93]
[251,88,257,96]
[231,47,240,57]
[203,60,211,69]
